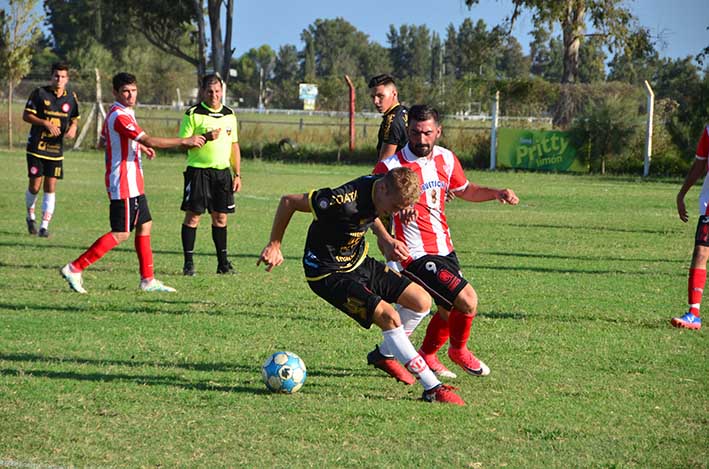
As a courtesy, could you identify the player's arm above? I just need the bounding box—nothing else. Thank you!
[257,193,311,271]
[65,118,79,139]
[372,218,410,262]
[23,110,61,137]
[377,143,398,161]
[455,182,519,205]
[677,157,707,222]
[231,142,242,192]
[137,133,205,150]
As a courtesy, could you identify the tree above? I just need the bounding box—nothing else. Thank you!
[387,24,432,81]
[1,0,41,148]
[496,35,530,79]
[607,27,659,84]
[577,35,606,83]
[300,18,371,78]
[465,0,633,84]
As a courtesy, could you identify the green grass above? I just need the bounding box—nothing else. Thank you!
[0,150,707,468]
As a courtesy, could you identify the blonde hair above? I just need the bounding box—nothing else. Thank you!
[383,167,420,205]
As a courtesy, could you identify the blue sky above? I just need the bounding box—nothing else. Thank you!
[4,0,707,62]
[233,0,709,61]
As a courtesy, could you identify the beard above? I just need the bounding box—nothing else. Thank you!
[411,144,432,158]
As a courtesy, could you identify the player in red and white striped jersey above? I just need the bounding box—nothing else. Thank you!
[60,72,205,294]
[672,125,709,330]
[369,104,519,381]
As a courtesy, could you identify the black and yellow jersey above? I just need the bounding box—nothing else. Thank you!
[303,174,384,280]
[179,102,238,169]
[25,86,80,160]
[377,103,408,156]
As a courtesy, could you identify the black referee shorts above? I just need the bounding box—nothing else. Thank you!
[181,166,235,214]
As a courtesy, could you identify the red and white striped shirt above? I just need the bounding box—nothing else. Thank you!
[102,102,146,200]
[374,144,469,265]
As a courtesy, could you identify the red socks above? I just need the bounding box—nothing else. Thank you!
[688,268,706,317]
[448,309,475,350]
[420,311,450,355]
[135,235,154,280]
[72,232,118,271]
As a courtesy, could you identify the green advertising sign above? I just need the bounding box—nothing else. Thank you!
[497,128,587,172]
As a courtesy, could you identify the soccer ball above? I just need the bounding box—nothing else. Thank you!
[261,351,307,393]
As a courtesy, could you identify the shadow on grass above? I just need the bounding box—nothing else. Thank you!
[478,250,686,264]
[458,262,684,276]
[0,353,380,388]
[496,222,680,236]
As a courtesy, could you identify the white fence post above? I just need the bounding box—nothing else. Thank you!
[643,80,654,177]
[490,90,499,170]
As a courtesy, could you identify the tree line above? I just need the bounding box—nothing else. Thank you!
[1,0,708,173]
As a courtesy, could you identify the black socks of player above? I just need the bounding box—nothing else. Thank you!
[181,224,197,263]
[211,225,229,266]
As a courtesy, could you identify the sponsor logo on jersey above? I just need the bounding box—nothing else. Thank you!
[330,190,357,205]
[437,268,462,291]
[61,103,70,113]
[226,127,232,136]
[126,124,136,131]
[44,100,51,106]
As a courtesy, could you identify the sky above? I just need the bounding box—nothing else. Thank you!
[232,0,709,61]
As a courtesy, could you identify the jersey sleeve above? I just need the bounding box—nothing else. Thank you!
[373,160,388,175]
[449,152,469,192]
[230,115,239,143]
[70,92,80,120]
[24,88,41,114]
[113,113,145,141]
[178,111,194,139]
[696,127,709,160]
[385,113,407,146]
[309,187,336,222]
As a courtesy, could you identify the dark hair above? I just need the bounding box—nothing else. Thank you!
[408,104,440,125]
[51,62,69,73]
[201,73,223,90]
[368,73,396,89]
[112,72,137,91]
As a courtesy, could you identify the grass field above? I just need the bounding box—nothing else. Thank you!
[0,150,707,468]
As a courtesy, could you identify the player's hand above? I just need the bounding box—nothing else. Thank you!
[184,135,206,148]
[65,125,78,139]
[203,128,221,141]
[44,120,61,137]
[446,190,457,202]
[398,207,417,225]
[677,195,689,223]
[257,243,283,272]
[377,235,410,262]
[232,174,241,193]
[140,144,156,160]
[497,189,519,205]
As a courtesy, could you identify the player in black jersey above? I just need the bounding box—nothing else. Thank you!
[22,62,80,237]
[369,74,408,161]
[257,167,465,405]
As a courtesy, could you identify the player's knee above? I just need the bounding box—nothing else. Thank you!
[455,287,478,316]
[693,245,709,267]
[372,303,401,330]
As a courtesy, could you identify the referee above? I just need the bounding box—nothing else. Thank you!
[179,74,242,275]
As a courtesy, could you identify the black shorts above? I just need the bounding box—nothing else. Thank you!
[403,252,468,309]
[307,256,411,329]
[27,154,63,179]
[181,166,235,214]
[110,195,152,232]
[695,215,709,246]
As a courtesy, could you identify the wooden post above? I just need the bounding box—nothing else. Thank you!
[344,75,355,152]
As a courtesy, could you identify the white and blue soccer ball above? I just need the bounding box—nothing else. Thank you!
[261,351,307,393]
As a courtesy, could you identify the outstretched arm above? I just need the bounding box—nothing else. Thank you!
[257,193,311,271]
[454,183,519,205]
[138,133,205,150]
[677,158,707,222]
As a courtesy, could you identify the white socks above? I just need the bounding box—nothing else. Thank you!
[25,190,38,220]
[379,306,428,356]
[40,192,56,229]
[381,325,440,390]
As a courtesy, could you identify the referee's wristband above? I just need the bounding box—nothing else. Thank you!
[233,173,240,177]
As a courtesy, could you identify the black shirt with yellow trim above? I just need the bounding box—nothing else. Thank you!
[377,103,408,156]
[303,174,383,280]
[25,86,80,160]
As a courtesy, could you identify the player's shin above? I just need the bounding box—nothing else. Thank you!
[448,308,474,349]
[382,326,440,390]
[420,311,450,355]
